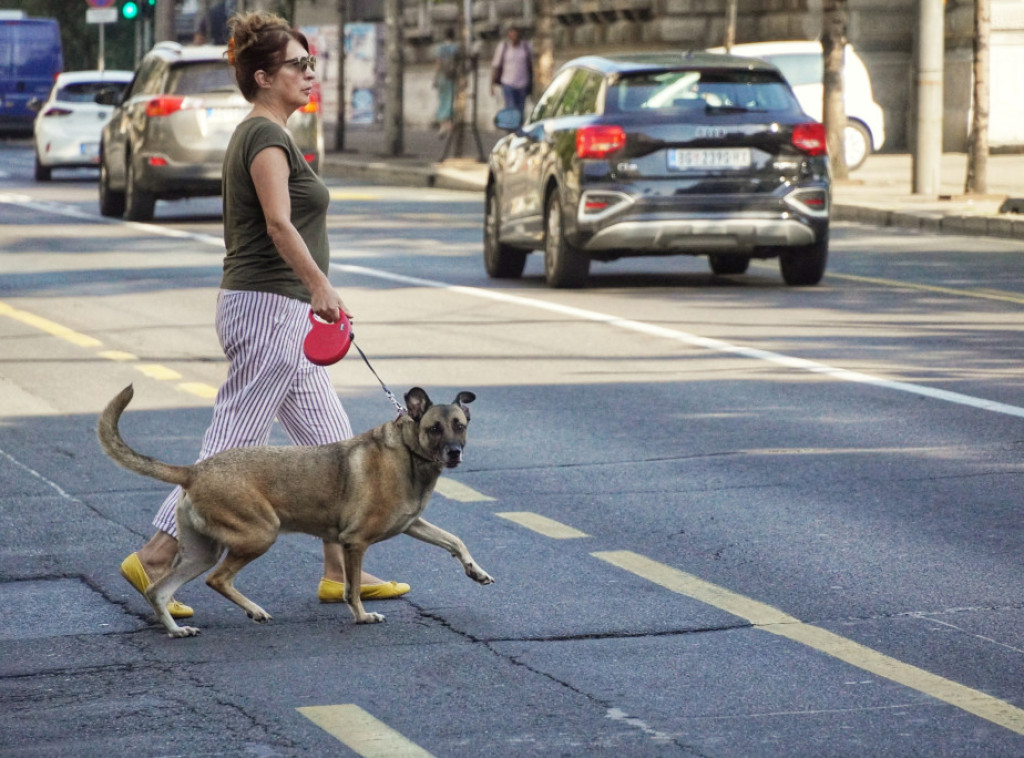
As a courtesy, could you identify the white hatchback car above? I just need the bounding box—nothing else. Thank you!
[708,40,886,170]
[31,70,134,181]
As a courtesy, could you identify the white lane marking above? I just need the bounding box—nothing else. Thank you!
[434,477,495,502]
[496,511,591,539]
[4,193,1022,420]
[332,263,1024,420]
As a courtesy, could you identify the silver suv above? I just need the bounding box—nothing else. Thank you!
[98,42,323,221]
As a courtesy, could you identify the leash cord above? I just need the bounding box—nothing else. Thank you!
[352,339,407,416]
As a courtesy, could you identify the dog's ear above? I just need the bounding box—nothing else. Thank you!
[405,387,432,421]
[453,391,475,421]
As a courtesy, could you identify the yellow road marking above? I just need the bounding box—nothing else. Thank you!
[177,382,219,399]
[593,550,1024,736]
[830,272,1024,306]
[434,477,495,502]
[329,190,381,201]
[97,350,138,361]
[497,511,590,539]
[297,704,435,757]
[134,363,182,381]
[0,301,102,348]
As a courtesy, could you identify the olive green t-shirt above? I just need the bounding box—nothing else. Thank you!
[220,117,330,302]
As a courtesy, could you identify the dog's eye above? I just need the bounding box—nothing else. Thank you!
[453,421,465,433]
[428,422,443,435]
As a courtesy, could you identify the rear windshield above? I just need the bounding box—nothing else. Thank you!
[57,81,129,102]
[167,61,237,95]
[607,69,798,114]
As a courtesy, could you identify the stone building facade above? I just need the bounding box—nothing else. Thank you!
[293,0,1024,151]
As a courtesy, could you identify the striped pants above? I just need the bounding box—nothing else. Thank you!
[152,289,353,536]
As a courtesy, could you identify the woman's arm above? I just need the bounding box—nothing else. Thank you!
[250,145,349,323]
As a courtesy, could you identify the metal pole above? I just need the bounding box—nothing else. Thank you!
[98,24,105,72]
[913,0,944,196]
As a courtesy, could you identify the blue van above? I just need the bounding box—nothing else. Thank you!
[0,13,63,134]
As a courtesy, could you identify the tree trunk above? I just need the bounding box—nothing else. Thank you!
[964,0,990,194]
[383,0,404,156]
[335,0,347,152]
[821,0,849,180]
[724,0,738,52]
[534,0,555,95]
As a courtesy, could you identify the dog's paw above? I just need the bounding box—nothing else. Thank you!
[167,625,200,638]
[466,565,494,585]
[356,612,386,624]
[246,607,273,624]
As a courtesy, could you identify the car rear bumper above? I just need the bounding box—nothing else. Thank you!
[572,183,829,255]
[582,216,819,252]
[136,156,223,198]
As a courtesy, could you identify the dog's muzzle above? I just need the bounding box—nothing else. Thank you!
[443,446,463,468]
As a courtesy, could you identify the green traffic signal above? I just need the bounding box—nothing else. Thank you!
[122,1,139,19]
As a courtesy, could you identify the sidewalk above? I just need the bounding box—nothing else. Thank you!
[321,126,1024,241]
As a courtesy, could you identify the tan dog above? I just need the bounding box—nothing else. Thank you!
[98,384,493,638]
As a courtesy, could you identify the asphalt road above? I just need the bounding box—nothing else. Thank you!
[2,140,1024,757]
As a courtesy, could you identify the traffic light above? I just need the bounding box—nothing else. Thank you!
[121,1,139,19]
[142,0,155,19]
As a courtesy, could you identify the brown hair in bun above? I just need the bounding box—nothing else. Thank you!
[227,11,310,102]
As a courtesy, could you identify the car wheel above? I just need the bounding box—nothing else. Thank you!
[99,154,126,218]
[843,121,872,171]
[33,153,51,182]
[708,254,750,276]
[124,158,156,222]
[544,191,589,289]
[779,234,828,286]
[484,186,528,279]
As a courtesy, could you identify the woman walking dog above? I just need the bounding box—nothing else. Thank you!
[120,10,409,618]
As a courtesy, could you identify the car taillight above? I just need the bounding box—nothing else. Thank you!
[576,125,626,159]
[792,122,827,156]
[303,153,316,164]
[145,96,187,118]
[42,107,72,118]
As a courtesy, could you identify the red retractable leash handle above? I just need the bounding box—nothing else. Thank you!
[302,309,353,366]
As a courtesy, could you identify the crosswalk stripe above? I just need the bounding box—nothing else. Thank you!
[497,511,590,539]
[434,477,495,502]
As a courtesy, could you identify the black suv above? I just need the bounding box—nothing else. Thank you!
[485,52,831,288]
[98,42,322,222]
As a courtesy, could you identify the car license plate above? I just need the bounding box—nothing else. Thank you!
[668,148,752,170]
[80,142,99,159]
[206,107,246,125]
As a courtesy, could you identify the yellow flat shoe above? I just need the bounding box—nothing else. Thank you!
[318,577,411,603]
[120,552,194,619]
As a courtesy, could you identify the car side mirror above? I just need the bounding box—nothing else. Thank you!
[26,98,42,112]
[494,107,524,133]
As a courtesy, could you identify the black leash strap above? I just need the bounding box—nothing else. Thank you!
[352,339,407,416]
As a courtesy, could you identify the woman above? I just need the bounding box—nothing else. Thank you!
[433,27,459,136]
[120,11,408,619]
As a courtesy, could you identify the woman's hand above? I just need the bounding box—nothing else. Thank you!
[311,285,350,324]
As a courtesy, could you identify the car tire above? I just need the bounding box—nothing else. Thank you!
[34,153,51,182]
[708,254,750,276]
[99,154,126,218]
[484,186,527,279]
[779,235,828,286]
[544,192,589,289]
[124,158,156,222]
[844,120,872,171]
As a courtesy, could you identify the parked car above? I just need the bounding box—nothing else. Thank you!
[0,12,62,136]
[485,52,831,288]
[98,41,323,222]
[707,40,885,170]
[30,70,133,181]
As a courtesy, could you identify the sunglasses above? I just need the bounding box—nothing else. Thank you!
[282,55,317,73]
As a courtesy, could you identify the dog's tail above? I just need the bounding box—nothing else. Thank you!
[97,385,192,488]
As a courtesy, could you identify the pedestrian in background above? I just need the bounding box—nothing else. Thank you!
[193,0,236,45]
[490,25,533,123]
[120,10,409,621]
[433,27,460,137]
